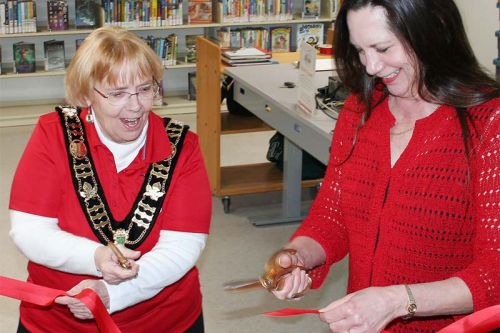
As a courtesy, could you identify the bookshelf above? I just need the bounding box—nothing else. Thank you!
[0,0,340,126]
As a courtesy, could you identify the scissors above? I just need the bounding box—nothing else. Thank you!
[223,249,311,296]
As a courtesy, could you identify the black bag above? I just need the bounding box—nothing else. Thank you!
[267,132,326,180]
[221,75,253,116]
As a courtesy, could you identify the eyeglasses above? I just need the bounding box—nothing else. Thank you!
[94,80,160,106]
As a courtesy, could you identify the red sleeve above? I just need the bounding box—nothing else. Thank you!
[160,131,212,234]
[454,104,500,310]
[9,114,65,217]
[291,94,363,288]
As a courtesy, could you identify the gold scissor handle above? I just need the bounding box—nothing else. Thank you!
[259,249,308,291]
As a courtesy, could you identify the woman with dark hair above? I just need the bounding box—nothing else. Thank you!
[263,1,499,332]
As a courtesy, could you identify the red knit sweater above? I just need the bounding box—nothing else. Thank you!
[293,94,499,333]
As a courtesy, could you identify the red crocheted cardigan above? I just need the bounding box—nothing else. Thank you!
[293,94,499,333]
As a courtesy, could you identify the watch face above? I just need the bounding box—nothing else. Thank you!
[407,303,417,314]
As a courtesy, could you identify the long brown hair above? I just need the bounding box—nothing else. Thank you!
[333,0,499,162]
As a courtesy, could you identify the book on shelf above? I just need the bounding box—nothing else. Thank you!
[75,38,86,50]
[153,79,164,106]
[47,0,69,31]
[303,0,321,18]
[330,0,342,18]
[187,71,196,100]
[185,35,199,63]
[13,42,36,73]
[296,23,324,51]
[188,0,212,23]
[75,0,100,29]
[230,30,242,49]
[44,40,65,71]
[164,33,178,66]
[270,27,291,53]
[217,30,232,48]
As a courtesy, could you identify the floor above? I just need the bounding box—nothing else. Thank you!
[0,112,348,333]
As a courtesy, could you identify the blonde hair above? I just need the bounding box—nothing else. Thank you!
[65,26,164,107]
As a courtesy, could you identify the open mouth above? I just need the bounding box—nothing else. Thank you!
[121,117,141,128]
[381,69,400,84]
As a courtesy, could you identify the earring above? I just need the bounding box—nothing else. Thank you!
[85,110,94,123]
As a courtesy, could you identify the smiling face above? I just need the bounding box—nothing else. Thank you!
[347,5,418,98]
[90,71,154,143]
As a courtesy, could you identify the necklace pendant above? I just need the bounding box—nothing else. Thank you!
[69,139,87,159]
[113,229,129,245]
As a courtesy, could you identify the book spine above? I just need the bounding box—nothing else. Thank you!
[0,2,5,34]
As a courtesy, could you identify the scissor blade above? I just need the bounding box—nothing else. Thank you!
[223,279,263,292]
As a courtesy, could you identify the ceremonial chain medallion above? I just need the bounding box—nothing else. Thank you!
[56,106,188,249]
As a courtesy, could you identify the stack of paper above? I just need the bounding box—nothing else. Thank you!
[222,47,273,66]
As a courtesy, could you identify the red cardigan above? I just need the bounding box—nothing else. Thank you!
[293,95,499,332]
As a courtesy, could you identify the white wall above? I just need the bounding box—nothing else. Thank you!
[455,0,498,76]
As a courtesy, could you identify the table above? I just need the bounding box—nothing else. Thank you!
[225,63,336,225]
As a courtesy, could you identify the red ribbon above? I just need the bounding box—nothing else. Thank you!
[0,276,121,333]
[264,308,320,317]
[264,305,500,333]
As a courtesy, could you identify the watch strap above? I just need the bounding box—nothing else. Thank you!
[401,284,417,320]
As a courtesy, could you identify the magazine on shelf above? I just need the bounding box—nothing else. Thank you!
[188,0,212,23]
[296,23,324,50]
[13,42,36,73]
[75,38,86,50]
[303,0,321,18]
[44,40,65,71]
[188,71,196,100]
[75,0,100,29]
[47,0,69,31]
[185,35,199,63]
[270,27,291,53]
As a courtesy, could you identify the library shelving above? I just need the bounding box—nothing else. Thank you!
[0,0,340,127]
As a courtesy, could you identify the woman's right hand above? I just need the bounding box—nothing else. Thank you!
[266,249,312,300]
[94,245,141,284]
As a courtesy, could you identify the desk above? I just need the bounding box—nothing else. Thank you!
[225,64,336,225]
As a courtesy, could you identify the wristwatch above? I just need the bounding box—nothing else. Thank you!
[401,285,417,320]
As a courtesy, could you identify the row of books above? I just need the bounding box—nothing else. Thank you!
[0,0,213,34]
[218,27,270,50]
[0,0,336,35]
[219,0,294,23]
[218,22,324,52]
[102,0,184,27]
[0,0,98,34]
[142,34,178,66]
[0,0,37,34]
[144,34,205,64]
[1,33,201,74]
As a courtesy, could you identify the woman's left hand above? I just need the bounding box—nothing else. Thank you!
[55,279,110,320]
[319,286,404,333]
